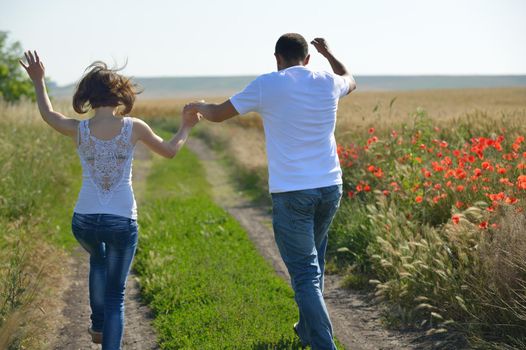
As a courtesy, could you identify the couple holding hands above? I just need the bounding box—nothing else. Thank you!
[20,33,356,350]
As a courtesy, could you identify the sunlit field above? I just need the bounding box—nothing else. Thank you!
[134,88,526,188]
[2,87,526,348]
[135,87,526,347]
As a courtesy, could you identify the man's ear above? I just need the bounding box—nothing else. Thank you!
[274,53,282,65]
[303,54,310,66]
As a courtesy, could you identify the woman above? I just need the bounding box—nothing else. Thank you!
[20,51,199,349]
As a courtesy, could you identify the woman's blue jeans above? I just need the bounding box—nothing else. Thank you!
[71,213,138,350]
[271,184,342,350]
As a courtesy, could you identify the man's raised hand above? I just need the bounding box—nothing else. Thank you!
[310,38,331,58]
[19,50,45,82]
[310,38,353,84]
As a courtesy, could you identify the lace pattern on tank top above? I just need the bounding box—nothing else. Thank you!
[77,117,134,205]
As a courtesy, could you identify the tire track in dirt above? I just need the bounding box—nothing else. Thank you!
[52,143,159,349]
[186,138,427,350]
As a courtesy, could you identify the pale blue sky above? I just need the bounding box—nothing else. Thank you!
[1,0,525,85]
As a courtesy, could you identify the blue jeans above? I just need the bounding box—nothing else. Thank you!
[71,213,138,350]
[272,184,342,350]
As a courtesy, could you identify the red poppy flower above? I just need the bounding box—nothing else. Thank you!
[505,197,518,205]
[479,221,488,229]
[374,169,384,178]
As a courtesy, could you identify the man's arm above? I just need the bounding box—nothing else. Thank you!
[183,100,239,123]
[311,38,357,93]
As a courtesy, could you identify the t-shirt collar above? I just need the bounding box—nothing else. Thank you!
[281,65,309,72]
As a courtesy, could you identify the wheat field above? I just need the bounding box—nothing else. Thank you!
[132,88,526,189]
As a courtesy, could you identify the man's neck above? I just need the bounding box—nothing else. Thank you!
[279,62,304,71]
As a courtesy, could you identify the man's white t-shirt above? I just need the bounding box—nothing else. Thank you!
[230,65,350,193]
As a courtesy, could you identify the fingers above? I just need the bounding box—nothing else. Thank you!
[183,104,195,114]
[24,51,31,65]
[19,59,29,70]
[185,100,205,107]
[27,51,35,64]
[22,50,39,66]
[311,38,327,47]
[183,101,205,114]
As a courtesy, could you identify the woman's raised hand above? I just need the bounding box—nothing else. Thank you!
[182,108,201,128]
[19,50,45,82]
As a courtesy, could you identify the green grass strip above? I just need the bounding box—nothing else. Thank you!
[135,147,305,349]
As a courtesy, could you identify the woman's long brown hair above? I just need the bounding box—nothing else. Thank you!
[73,62,140,115]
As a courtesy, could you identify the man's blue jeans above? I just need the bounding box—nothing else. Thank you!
[72,213,138,350]
[271,184,342,350]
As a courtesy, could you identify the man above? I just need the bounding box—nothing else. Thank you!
[184,33,356,350]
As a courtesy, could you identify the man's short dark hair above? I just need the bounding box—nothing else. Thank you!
[275,33,308,62]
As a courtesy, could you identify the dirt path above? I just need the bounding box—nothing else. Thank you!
[186,138,426,350]
[52,143,158,349]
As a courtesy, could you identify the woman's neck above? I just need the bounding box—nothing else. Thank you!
[92,106,118,119]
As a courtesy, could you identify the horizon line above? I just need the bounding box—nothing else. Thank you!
[53,73,526,87]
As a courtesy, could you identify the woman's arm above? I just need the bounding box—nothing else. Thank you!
[133,110,200,159]
[19,51,78,137]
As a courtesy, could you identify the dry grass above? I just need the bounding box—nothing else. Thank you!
[0,98,80,349]
[0,226,72,350]
[481,208,526,295]
[476,207,526,326]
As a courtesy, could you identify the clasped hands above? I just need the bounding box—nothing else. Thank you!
[181,101,206,128]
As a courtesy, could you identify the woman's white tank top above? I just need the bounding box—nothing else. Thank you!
[74,117,137,219]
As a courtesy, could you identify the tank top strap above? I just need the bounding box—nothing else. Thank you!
[122,117,133,143]
[77,120,89,146]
